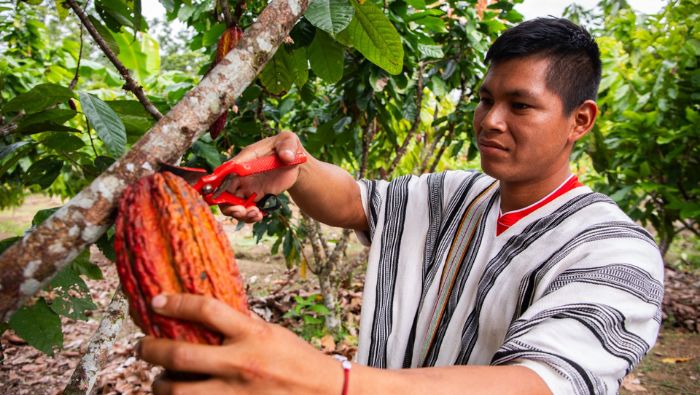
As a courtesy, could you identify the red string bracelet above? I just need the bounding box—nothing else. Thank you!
[333,354,352,395]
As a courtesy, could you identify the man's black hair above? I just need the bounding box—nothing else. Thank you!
[485,17,602,114]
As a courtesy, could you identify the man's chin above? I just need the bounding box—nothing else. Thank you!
[480,162,511,181]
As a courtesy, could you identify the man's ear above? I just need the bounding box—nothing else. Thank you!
[568,100,598,143]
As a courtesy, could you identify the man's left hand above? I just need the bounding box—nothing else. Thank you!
[138,294,342,395]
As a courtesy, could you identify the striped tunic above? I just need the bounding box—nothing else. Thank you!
[355,171,664,394]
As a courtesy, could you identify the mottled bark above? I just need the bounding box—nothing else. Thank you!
[63,290,128,395]
[0,0,309,322]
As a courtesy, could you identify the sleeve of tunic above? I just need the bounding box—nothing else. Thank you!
[491,205,665,395]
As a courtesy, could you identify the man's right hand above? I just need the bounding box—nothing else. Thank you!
[219,131,306,223]
[220,131,368,231]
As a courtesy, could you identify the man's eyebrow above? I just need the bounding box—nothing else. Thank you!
[506,89,539,99]
[477,86,539,100]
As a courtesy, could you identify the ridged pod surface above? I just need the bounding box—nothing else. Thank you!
[209,26,244,139]
[114,171,248,344]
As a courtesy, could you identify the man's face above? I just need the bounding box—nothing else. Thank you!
[473,56,578,185]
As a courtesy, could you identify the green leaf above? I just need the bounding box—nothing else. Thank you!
[95,227,116,262]
[54,0,69,20]
[9,299,63,355]
[94,156,116,174]
[0,237,21,254]
[417,43,443,59]
[79,92,127,157]
[341,1,404,74]
[259,46,309,94]
[88,16,120,55]
[192,140,223,169]
[0,142,31,162]
[41,133,85,153]
[0,142,34,177]
[107,100,154,141]
[32,207,62,227]
[290,18,317,49]
[2,83,75,114]
[411,15,447,33]
[25,158,64,189]
[309,30,344,83]
[202,23,226,47]
[305,0,355,36]
[48,263,97,320]
[134,0,143,32]
[15,109,78,135]
[96,0,134,31]
[72,254,104,279]
[113,31,160,81]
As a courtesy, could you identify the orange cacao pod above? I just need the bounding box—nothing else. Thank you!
[114,171,248,344]
[209,26,244,139]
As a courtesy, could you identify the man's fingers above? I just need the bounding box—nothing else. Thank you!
[219,205,263,223]
[153,374,237,395]
[150,294,254,338]
[220,204,246,218]
[274,131,303,163]
[140,337,241,377]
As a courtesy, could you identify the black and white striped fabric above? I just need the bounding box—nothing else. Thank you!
[355,171,664,394]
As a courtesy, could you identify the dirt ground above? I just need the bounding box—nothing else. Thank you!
[0,195,698,394]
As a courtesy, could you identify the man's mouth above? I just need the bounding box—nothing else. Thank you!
[478,139,508,152]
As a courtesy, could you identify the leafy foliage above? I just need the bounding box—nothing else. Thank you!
[567,0,700,256]
[0,208,103,355]
[0,0,522,352]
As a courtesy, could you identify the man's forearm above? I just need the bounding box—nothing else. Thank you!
[350,364,551,395]
[289,155,368,231]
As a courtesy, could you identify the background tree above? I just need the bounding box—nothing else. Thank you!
[567,0,700,258]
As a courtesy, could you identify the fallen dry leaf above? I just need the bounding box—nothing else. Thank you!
[320,334,336,352]
[661,356,692,364]
[622,374,647,392]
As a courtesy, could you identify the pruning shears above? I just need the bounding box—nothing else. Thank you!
[159,151,307,213]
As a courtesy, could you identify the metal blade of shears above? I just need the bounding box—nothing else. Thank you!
[159,162,209,186]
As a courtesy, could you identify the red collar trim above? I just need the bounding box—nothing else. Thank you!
[496,175,583,236]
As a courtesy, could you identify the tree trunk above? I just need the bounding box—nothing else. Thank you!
[0,0,309,322]
[318,273,340,332]
[63,290,129,395]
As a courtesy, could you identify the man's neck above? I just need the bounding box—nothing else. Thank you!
[499,168,572,213]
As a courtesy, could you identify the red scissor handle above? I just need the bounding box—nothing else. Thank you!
[194,151,307,207]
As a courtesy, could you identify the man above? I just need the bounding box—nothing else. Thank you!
[139,18,663,394]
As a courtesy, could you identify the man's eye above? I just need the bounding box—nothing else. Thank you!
[512,102,530,110]
[479,97,493,105]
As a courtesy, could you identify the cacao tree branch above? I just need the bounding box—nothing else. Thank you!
[358,117,376,180]
[63,289,129,395]
[387,62,425,177]
[0,116,20,138]
[65,0,163,121]
[315,218,330,258]
[328,229,351,271]
[419,123,447,174]
[681,219,700,238]
[0,0,309,322]
[300,212,324,274]
[428,123,456,174]
[69,23,84,90]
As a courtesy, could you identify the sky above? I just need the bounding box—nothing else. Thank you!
[143,0,668,21]
[514,0,666,20]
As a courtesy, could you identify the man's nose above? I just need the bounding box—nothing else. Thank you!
[480,104,507,133]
